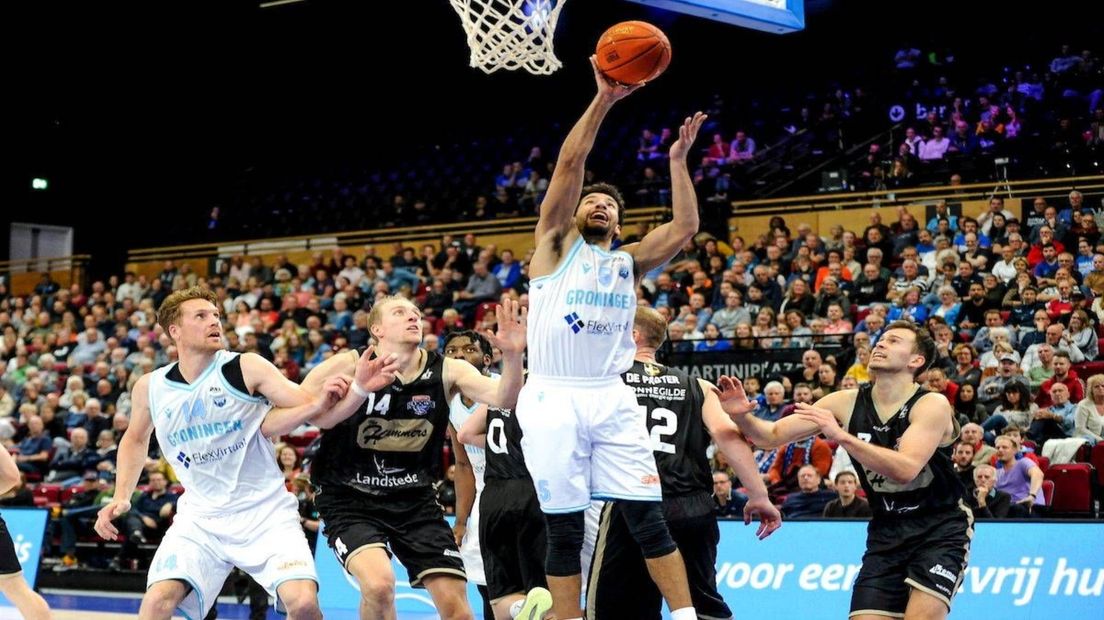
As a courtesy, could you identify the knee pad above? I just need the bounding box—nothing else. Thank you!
[544,511,585,577]
[618,500,677,559]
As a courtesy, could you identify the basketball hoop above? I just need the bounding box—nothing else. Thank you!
[448,0,566,75]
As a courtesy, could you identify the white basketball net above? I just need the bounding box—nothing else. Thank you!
[448,0,566,75]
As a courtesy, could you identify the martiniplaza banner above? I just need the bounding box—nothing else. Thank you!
[661,346,844,383]
[316,519,1103,618]
[0,508,49,603]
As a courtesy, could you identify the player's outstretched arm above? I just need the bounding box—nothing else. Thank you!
[535,57,643,244]
[456,403,490,449]
[450,424,476,546]
[450,300,527,409]
[793,392,952,485]
[95,374,155,540]
[699,379,781,540]
[298,347,401,430]
[714,375,822,449]
[240,352,352,438]
[621,112,706,274]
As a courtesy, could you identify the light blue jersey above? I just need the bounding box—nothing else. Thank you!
[527,237,637,379]
[147,350,285,516]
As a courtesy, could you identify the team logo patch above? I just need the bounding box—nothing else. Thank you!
[421,370,433,380]
[407,395,436,416]
[643,363,663,377]
[598,265,613,286]
[581,263,593,274]
[619,266,631,279]
[563,312,584,333]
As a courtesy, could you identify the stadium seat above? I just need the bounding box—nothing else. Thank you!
[474,301,497,325]
[1041,479,1054,507]
[1035,456,1050,475]
[1091,443,1104,486]
[34,483,61,505]
[1044,463,1095,515]
[1075,443,1091,463]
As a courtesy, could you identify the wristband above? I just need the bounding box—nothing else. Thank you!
[351,382,371,399]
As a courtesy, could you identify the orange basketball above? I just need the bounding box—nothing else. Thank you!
[595,21,671,86]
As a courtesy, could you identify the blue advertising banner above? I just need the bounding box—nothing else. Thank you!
[316,519,1104,618]
[0,508,49,603]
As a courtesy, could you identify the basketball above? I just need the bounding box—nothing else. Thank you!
[595,21,671,85]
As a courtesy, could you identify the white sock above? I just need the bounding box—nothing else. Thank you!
[671,608,697,620]
[509,599,525,618]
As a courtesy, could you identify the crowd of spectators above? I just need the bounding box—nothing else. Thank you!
[3,187,1103,579]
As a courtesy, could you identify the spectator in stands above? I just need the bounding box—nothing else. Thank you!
[979,353,1026,408]
[14,415,51,475]
[754,382,789,422]
[951,441,976,487]
[948,119,979,155]
[1036,351,1085,407]
[491,249,522,290]
[709,290,751,337]
[701,133,729,167]
[110,471,178,570]
[948,344,983,388]
[821,471,871,518]
[695,324,731,352]
[967,464,1012,519]
[767,435,832,502]
[780,465,837,518]
[727,130,756,165]
[983,382,1038,441]
[46,427,100,483]
[1074,374,1104,445]
[54,470,111,569]
[852,264,889,307]
[924,367,959,404]
[1065,309,1098,360]
[961,423,997,466]
[452,260,501,322]
[276,444,302,491]
[994,435,1044,517]
[712,471,747,518]
[1030,383,1077,445]
[778,279,815,317]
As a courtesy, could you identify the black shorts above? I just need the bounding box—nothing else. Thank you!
[850,504,974,618]
[479,478,547,601]
[0,516,21,576]
[316,485,466,588]
[586,498,732,620]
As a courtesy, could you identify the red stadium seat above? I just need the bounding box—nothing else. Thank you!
[1044,463,1094,515]
[474,302,497,325]
[1041,479,1054,506]
[999,311,1010,323]
[34,483,61,504]
[1035,456,1050,475]
[1091,443,1104,486]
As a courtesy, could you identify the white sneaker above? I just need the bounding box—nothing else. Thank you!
[515,587,553,620]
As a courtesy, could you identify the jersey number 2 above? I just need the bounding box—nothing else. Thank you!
[639,405,677,454]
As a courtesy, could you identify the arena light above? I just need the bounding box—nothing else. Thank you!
[31,177,48,190]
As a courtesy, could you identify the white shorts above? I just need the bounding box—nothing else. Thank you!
[516,375,661,513]
[147,493,317,619]
[460,490,486,586]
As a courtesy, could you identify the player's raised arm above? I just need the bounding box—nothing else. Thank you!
[621,112,706,274]
[714,375,825,449]
[535,57,643,245]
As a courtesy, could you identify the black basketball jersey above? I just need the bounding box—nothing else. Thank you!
[483,406,530,481]
[622,360,711,500]
[847,384,966,518]
[311,348,449,496]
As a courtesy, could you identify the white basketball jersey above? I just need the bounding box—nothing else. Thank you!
[147,350,287,516]
[448,392,487,494]
[528,236,636,378]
